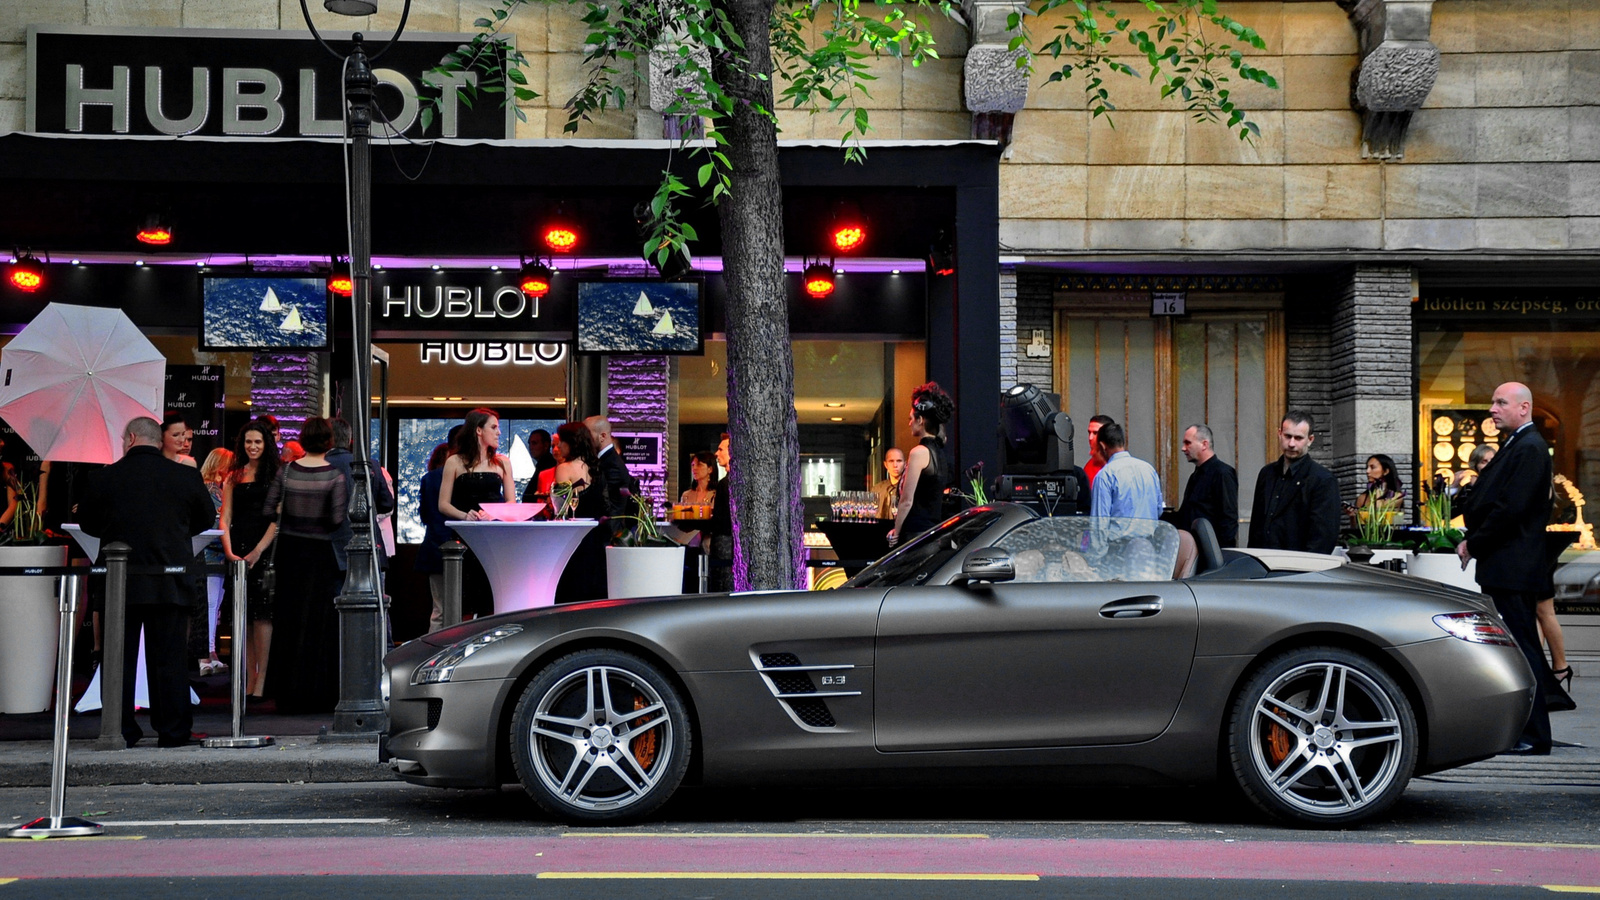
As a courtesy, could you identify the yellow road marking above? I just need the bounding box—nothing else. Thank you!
[1543,887,1600,894]
[1407,840,1600,851]
[537,872,1037,881]
[0,878,16,885]
[561,832,989,839]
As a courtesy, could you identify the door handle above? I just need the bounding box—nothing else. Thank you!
[1099,595,1163,619]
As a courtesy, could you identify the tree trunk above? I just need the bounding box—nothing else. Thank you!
[712,0,805,590]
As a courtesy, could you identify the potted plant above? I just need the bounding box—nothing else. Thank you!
[0,475,70,714]
[1343,494,1402,566]
[605,495,687,599]
[1407,483,1476,590]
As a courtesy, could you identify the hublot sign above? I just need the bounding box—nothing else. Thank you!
[373,271,575,341]
[26,26,514,139]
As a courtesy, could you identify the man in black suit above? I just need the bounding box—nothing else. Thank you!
[585,415,636,518]
[1248,410,1341,554]
[1457,382,1555,755]
[1169,423,1239,546]
[78,416,216,748]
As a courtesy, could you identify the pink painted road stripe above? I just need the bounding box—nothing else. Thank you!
[1,837,1597,887]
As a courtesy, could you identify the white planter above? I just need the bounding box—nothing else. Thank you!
[606,546,687,600]
[1408,552,1480,593]
[0,544,68,713]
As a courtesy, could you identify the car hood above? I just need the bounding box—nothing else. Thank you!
[1318,562,1496,612]
[415,589,806,647]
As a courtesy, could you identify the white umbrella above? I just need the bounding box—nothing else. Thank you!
[0,303,165,463]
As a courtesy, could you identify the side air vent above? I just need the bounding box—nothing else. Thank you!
[425,698,443,730]
[750,651,860,732]
[787,699,837,728]
[769,672,815,695]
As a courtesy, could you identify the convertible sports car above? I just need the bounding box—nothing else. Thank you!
[382,505,1536,827]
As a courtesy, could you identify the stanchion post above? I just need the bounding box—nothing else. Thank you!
[95,543,131,752]
[8,573,103,838]
[440,540,465,629]
[204,560,273,749]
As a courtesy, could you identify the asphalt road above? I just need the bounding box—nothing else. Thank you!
[1,779,1597,897]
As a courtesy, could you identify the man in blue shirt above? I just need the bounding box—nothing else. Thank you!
[1090,423,1164,520]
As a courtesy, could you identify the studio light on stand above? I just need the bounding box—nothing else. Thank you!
[298,0,412,744]
[995,383,1077,515]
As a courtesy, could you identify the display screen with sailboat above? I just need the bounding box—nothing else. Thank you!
[201,276,330,350]
[576,280,703,354]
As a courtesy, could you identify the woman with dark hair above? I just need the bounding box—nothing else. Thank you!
[416,426,463,632]
[436,409,515,618]
[889,382,955,547]
[552,420,609,603]
[160,413,197,468]
[222,419,281,700]
[1350,453,1405,527]
[263,416,347,714]
[679,451,718,507]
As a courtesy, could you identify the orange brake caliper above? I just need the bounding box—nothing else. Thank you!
[630,694,659,768]
[1266,706,1294,766]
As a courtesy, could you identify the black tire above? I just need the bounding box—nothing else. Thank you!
[510,649,691,823]
[1227,646,1418,827]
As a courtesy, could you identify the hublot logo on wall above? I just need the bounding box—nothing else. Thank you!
[26,26,513,139]
[373,272,575,341]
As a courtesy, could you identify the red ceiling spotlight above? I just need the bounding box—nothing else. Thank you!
[326,263,354,298]
[831,223,866,254]
[7,251,44,293]
[136,214,173,246]
[519,262,553,298]
[803,262,835,299]
[542,224,579,254]
[928,228,956,277]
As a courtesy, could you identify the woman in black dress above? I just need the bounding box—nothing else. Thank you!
[889,382,955,547]
[552,421,610,602]
[262,417,348,715]
[436,408,516,618]
[221,419,280,700]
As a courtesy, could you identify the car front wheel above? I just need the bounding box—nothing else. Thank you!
[1227,646,1418,827]
[511,649,691,823]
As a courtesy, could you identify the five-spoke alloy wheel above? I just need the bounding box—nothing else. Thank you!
[511,649,691,823]
[1228,646,1418,826]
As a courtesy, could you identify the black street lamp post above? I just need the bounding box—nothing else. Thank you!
[299,0,411,742]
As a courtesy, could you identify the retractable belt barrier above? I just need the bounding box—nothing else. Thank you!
[4,548,272,842]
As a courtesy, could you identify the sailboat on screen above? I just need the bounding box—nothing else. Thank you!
[651,309,676,336]
[632,291,656,316]
[509,434,535,481]
[260,287,282,312]
[279,306,305,333]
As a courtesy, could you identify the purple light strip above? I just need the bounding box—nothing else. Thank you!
[48,254,923,274]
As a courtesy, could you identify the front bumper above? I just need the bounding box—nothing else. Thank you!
[383,639,514,787]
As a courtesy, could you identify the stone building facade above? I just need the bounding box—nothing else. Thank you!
[2,0,1597,528]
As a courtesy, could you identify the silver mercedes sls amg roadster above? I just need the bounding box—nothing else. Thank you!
[381,505,1535,827]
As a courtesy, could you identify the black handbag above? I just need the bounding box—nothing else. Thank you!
[257,540,279,598]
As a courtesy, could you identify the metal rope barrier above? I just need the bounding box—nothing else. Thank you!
[203,559,274,749]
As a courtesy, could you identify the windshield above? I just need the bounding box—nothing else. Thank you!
[844,508,1007,588]
[995,516,1181,583]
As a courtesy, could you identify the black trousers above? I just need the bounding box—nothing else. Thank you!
[121,604,193,747]
[1488,589,1552,749]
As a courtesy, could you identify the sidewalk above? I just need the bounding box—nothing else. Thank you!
[0,659,1594,789]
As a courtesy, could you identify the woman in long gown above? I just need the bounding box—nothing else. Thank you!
[262,417,347,715]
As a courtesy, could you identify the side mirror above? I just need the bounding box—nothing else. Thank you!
[957,550,1015,586]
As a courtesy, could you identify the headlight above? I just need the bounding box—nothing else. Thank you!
[1432,612,1517,647]
[411,625,524,684]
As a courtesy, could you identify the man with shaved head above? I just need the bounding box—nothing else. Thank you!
[585,415,635,517]
[1457,382,1555,755]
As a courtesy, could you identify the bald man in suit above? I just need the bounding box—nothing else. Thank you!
[1457,382,1555,755]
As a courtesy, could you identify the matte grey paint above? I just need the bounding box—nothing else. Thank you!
[382,505,1535,795]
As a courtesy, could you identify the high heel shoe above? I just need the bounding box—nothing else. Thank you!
[1552,666,1574,690]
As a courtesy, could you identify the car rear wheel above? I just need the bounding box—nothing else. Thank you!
[510,649,691,823]
[1227,646,1418,827]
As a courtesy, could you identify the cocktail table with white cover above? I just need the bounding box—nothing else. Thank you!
[447,519,599,612]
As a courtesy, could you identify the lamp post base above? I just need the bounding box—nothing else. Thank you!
[317,725,381,744]
[7,816,104,839]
